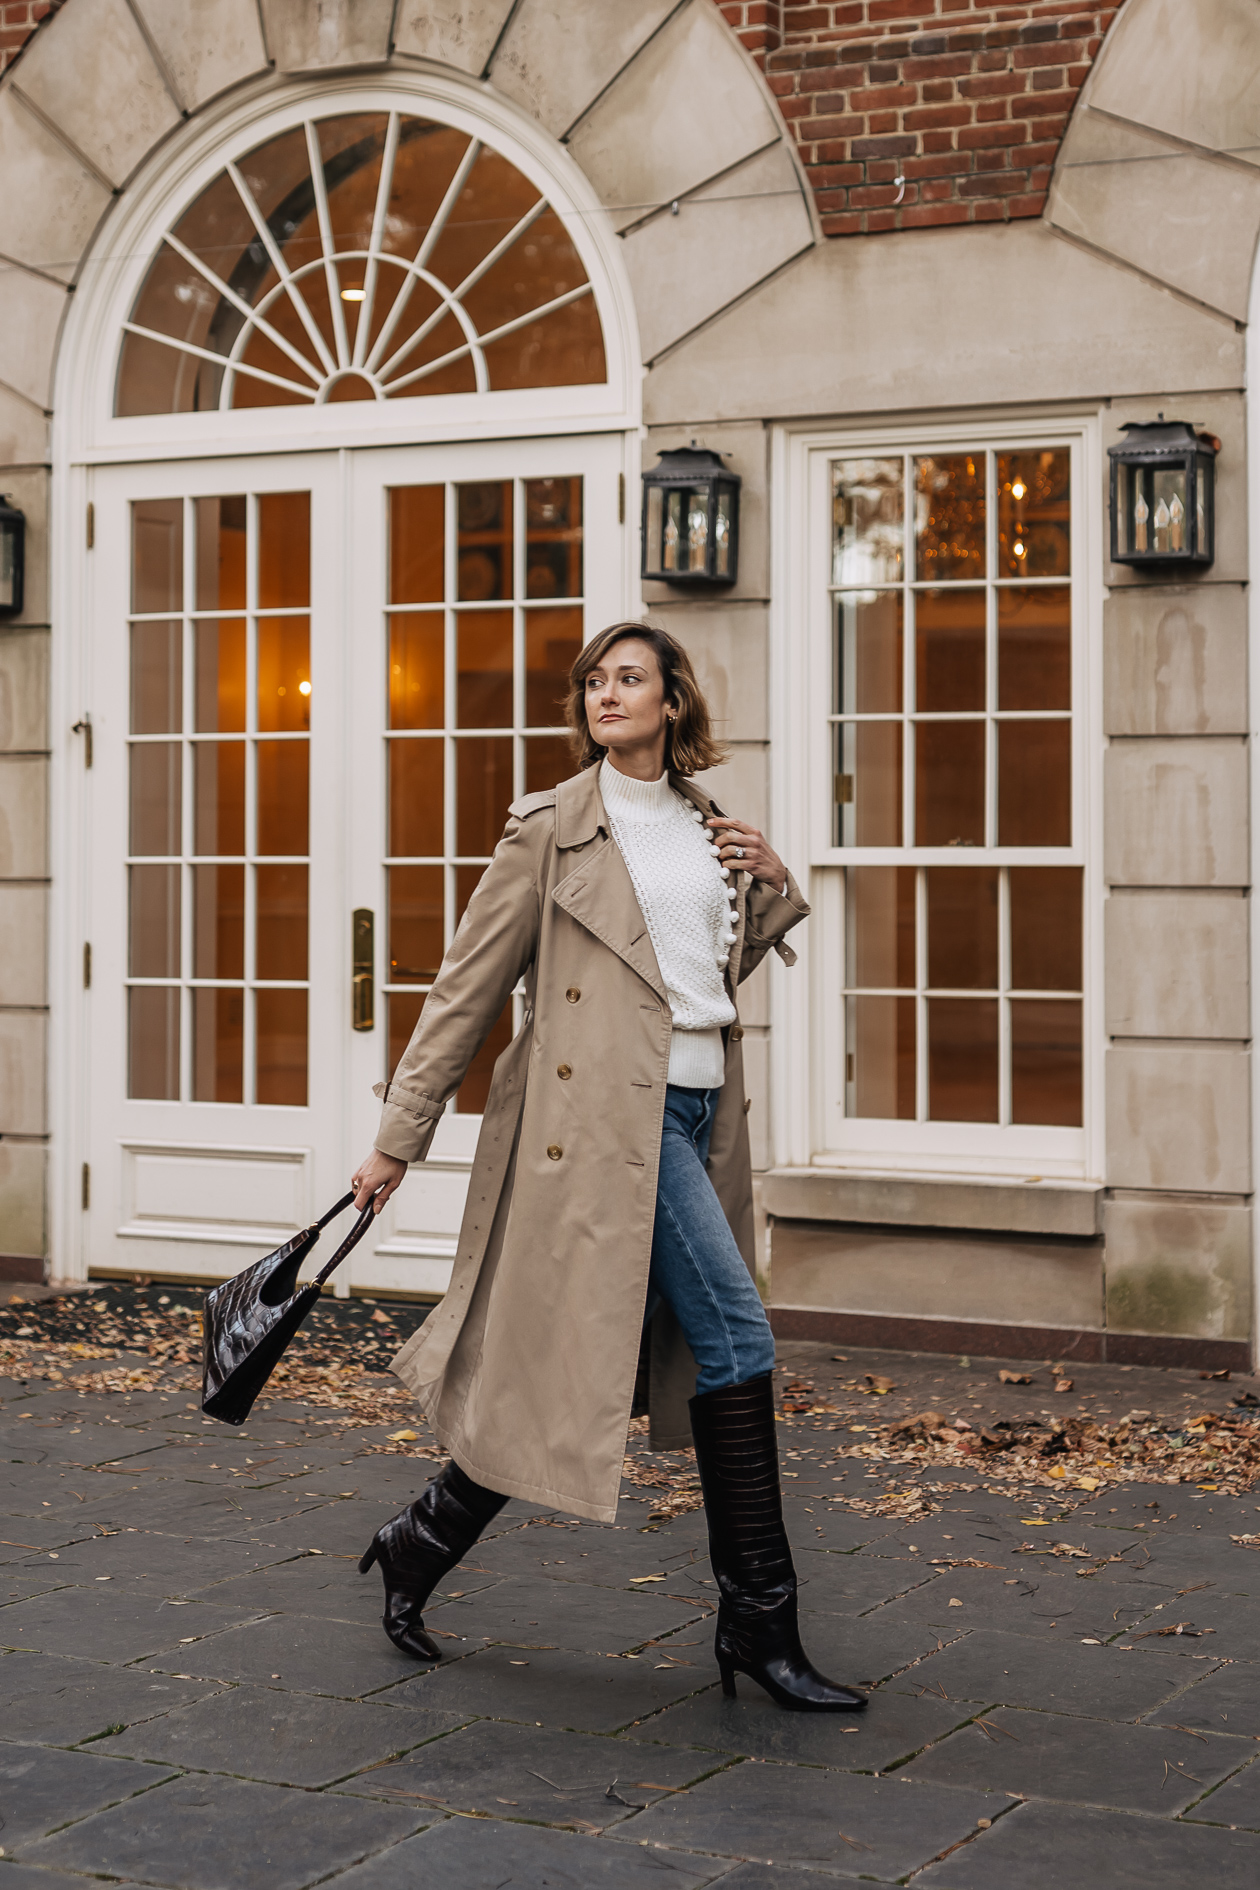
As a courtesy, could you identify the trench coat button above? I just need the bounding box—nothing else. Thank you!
[556,1063,572,1080]
[566,986,581,1003]
[730,1024,744,1042]
[547,1143,563,1160]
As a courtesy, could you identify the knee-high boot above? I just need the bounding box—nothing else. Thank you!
[689,1374,866,1712]
[359,1461,507,1660]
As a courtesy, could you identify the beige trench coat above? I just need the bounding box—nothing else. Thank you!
[375,765,809,1522]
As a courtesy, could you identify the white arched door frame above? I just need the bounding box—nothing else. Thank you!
[49,73,643,1287]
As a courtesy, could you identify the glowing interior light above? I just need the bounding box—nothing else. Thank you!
[299,680,312,696]
[1011,480,1027,501]
[341,287,366,302]
[1013,541,1026,559]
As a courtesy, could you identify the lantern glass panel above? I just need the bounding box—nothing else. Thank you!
[715,486,733,578]
[684,488,709,573]
[664,489,683,572]
[0,522,17,611]
[645,486,664,573]
[1151,466,1188,555]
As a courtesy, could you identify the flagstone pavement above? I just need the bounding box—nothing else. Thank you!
[3,1340,1260,1889]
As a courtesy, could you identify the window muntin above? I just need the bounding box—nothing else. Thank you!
[831,445,1081,1131]
[116,111,607,415]
[383,477,584,1111]
[127,493,311,1105]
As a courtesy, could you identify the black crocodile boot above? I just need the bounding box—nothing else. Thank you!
[689,1374,866,1711]
[359,1461,507,1660]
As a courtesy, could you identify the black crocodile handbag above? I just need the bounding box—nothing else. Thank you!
[201,1192,377,1425]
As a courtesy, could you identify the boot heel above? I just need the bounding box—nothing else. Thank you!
[720,1662,737,1699]
[358,1540,379,1576]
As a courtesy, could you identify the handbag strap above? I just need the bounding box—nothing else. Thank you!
[315,1190,356,1232]
[313,1196,379,1287]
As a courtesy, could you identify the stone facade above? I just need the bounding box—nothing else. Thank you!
[0,0,1254,1371]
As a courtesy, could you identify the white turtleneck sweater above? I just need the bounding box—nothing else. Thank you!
[599,759,737,1088]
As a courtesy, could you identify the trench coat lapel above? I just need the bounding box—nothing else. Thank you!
[552,839,668,1002]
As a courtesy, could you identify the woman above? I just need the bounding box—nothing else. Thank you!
[351,623,863,1713]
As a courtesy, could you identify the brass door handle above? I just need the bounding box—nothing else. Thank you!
[352,908,374,1031]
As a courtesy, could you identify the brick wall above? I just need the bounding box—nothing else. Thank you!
[0,0,61,74]
[718,0,1126,236]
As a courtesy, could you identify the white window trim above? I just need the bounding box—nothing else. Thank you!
[770,412,1105,1184]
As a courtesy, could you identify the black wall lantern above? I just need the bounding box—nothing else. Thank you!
[0,497,24,616]
[1107,420,1217,570]
[641,448,740,586]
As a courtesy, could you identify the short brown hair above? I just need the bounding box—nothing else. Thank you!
[565,622,730,777]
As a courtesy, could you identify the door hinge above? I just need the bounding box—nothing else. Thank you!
[835,772,853,804]
[86,501,95,549]
[72,713,93,768]
[618,472,625,524]
[83,942,91,989]
[81,1162,90,1210]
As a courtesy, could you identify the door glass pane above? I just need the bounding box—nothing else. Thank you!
[456,736,512,855]
[457,482,512,601]
[388,991,425,1084]
[927,868,998,990]
[256,989,307,1106]
[194,497,247,609]
[193,742,245,856]
[914,454,986,581]
[389,866,444,982]
[998,586,1070,712]
[132,499,183,613]
[1012,999,1081,1125]
[915,721,984,846]
[525,605,583,725]
[833,458,904,585]
[836,592,902,714]
[846,995,915,1119]
[256,864,309,980]
[130,744,181,855]
[525,734,571,795]
[997,720,1070,846]
[837,721,902,847]
[456,610,513,726]
[193,863,244,979]
[928,997,998,1121]
[389,615,444,729]
[193,988,243,1103]
[848,867,915,988]
[389,740,444,856]
[525,478,583,598]
[455,864,485,929]
[130,623,182,733]
[997,450,1069,578]
[194,620,247,731]
[129,986,180,1100]
[129,865,180,977]
[258,493,310,607]
[916,589,984,712]
[257,618,311,731]
[256,742,309,855]
[1010,868,1082,991]
[390,486,445,604]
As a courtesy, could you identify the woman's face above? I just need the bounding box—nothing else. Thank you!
[583,637,672,755]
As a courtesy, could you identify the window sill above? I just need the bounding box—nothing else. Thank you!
[762,1167,1102,1239]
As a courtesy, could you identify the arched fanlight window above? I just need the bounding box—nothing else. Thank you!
[116,110,607,414]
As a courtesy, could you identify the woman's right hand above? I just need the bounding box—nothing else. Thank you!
[352,1148,409,1213]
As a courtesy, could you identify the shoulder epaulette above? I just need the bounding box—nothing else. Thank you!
[508,788,559,819]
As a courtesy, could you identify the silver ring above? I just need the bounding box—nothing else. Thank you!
[734,846,745,860]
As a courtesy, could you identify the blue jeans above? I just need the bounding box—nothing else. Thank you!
[646,1085,777,1397]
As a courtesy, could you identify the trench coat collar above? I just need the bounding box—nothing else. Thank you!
[552,764,726,850]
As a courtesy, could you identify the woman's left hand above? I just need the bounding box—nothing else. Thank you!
[706,815,786,892]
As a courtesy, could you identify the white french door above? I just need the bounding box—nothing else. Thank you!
[79,433,626,1288]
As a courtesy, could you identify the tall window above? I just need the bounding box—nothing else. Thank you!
[383,477,584,1108]
[827,444,1083,1141]
[127,492,311,1105]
